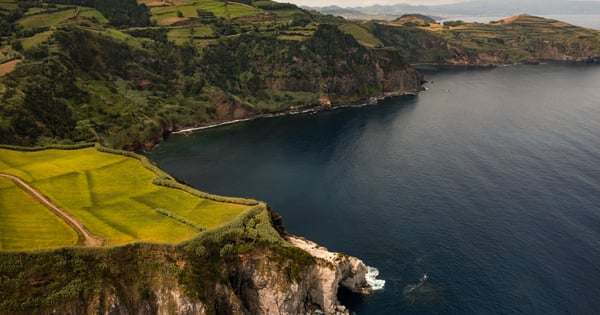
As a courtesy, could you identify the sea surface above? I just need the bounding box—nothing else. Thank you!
[148,63,600,314]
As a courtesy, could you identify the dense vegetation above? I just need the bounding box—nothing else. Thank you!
[0,3,599,314]
[1,1,599,150]
[0,195,314,314]
[0,0,419,149]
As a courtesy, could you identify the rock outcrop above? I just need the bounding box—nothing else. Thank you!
[1,208,375,315]
[231,236,372,315]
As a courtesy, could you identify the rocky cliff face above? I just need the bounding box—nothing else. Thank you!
[0,208,375,315]
[230,236,372,315]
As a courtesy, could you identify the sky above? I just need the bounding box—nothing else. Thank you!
[285,0,466,7]
[285,0,600,8]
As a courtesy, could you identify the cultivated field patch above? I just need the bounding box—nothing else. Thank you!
[0,147,253,249]
[0,177,78,251]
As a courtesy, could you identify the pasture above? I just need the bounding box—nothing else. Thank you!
[0,177,78,251]
[0,147,252,249]
[339,23,383,47]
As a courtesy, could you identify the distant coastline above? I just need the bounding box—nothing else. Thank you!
[440,14,600,30]
[172,91,422,135]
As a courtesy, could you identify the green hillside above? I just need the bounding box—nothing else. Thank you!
[0,1,598,150]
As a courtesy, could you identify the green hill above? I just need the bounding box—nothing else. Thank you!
[0,0,423,149]
[0,2,599,151]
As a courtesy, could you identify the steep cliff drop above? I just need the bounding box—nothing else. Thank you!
[287,236,373,313]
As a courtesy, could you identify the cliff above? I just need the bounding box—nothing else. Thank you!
[0,23,423,150]
[0,206,376,315]
[370,14,600,66]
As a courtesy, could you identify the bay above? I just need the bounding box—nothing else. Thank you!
[149,63,600,314]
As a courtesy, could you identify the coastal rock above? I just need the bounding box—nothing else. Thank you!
[2,209,373,315]
[231,236,373,315]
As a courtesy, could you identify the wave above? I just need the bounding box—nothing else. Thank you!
[403,273,428,295]
[366,266,386,291]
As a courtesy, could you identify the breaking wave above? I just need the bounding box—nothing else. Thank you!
[366,266,386,290]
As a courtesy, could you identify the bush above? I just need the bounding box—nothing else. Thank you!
[156,208,204,231]
[0,143,95,151]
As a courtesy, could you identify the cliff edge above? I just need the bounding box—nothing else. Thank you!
[0,206,376,315]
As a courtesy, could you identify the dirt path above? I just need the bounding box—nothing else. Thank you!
[0,173,104,247]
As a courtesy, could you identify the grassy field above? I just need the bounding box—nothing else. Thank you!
[339,23,383,47]
[79,7,109,24]
[16,6,107,28]
[0,0,17,12]
[17,7,79,29]
[193,0,262,19]
[20,30,53,49]
[149,0,263,24]
[167,25,214,44]
[0,147,252,248]
[0,177,79,251]
[151,5,198,25]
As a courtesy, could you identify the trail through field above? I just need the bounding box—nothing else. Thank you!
[0,173,104,246]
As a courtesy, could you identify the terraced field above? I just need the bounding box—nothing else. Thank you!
[339,22,382,47]
[150,0,263,25]
[17,7,80,29]
[0,147,253,249]
[167,25,214,44]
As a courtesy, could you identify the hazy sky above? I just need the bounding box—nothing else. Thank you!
[286,0,600,8]
[285,0,466,7]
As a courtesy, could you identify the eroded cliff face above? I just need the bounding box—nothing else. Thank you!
[228,236,372,315]
[0,208,374,315]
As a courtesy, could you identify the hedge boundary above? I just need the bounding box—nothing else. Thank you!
[0,143,260,206]
[93,144,260,206]
[0,143,264,245]
[155,208,204,231]
[0,143,95,151]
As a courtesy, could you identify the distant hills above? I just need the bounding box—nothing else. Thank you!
[1,0,600,149]
[306,0,600,21]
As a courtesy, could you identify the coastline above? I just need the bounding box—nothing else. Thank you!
[172,90,423,135]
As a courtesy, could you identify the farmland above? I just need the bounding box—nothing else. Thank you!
[150,0,263,25]
[0,177,78,250]
[0,146,254,249]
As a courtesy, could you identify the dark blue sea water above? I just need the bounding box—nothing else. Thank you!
[148,64,600,314]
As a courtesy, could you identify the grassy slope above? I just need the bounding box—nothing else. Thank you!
[0,147,251,248]
[17,7,80,29]
[0,177,79,250]
[397,15,600,63]
[339,22,382,47]
[150,0,262,25]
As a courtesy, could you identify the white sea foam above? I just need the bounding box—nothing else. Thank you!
[366,266,386,291]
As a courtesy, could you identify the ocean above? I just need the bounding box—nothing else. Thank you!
[148,63,600,314]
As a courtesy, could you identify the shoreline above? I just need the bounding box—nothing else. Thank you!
[172,90,423,135]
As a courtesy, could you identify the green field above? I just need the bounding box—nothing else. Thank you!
[16,6,108,29]
[79,7,109,24]
[167,25,214,44]
[0,0,17,12]
[151,5,198,25]
[0,177,78,251]
[193,0,262,19]
[150,0,262,24]
[17,7,79,29]
[339,23,383,47]
[0,147,252,248]
[20,30,53,49]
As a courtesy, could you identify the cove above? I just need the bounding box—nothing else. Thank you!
[149,63,600,314]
